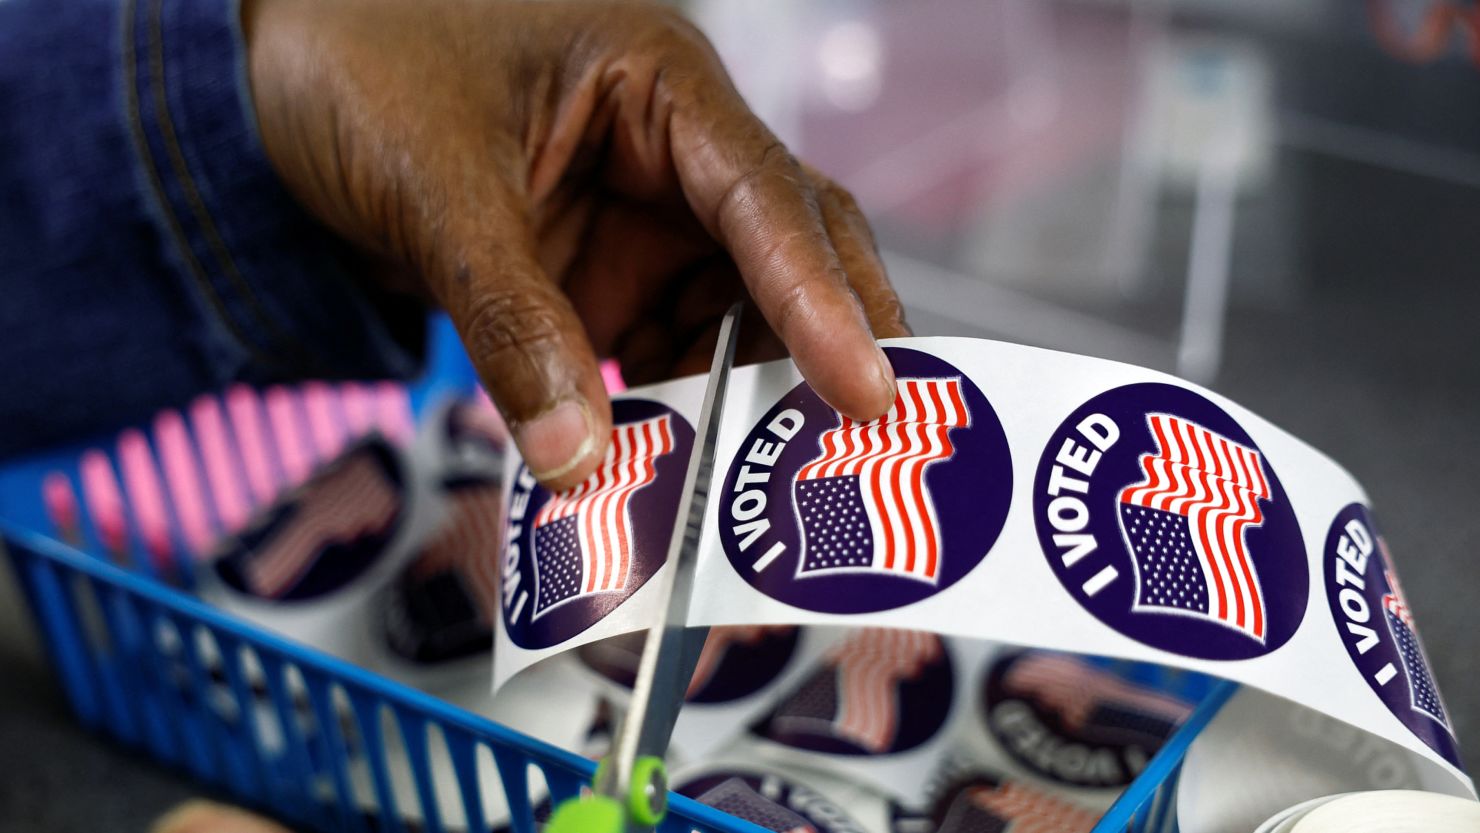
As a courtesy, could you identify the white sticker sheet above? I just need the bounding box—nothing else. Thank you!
[491,337,1472,798]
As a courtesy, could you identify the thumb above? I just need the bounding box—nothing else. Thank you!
[433,218,612,492]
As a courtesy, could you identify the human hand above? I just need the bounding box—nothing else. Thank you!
[243,0,908,491]
[152,802,289,833]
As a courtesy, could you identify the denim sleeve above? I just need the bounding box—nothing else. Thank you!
[0,0,426,459]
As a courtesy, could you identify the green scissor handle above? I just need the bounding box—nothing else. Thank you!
[545,756,669,833]
[545,794,625,833]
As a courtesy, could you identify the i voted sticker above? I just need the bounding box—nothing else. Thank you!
[891,763,1101,833]
[1032,383,1307,660]
[676,769,869,833]
[980,649,1201,789]
[1323,503,1461,768]
[719,347,1012,614]
[214,439,407,602]
[500,399,693,649]
[752,628,953,756]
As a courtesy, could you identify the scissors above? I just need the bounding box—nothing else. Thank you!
[545,302,743,833]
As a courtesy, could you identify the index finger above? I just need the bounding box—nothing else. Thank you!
[662,56,897,421]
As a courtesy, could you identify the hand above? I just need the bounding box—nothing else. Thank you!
[152,802,287,833]
[243,0,908,491]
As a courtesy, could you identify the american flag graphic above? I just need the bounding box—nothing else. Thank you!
[530,415,674,619]
[1382,565,1449,727]
[792,378,971,584]
[1118,415,1272,642]
[687,626,784,697]
[696,778,816,833]
[242,451,399,598]
[1001,653,1193,746]
[409,483,503,622]
[770,628,942,753]
[940,782,1098,833]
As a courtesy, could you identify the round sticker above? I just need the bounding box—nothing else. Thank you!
[215,439,408,602]
[752,628,953,756]
[1323,503,1461,768]
[500,398,693,649]
[578,626,801,704]
[719,347,1012,614]
[980,649,1207,788]
[1032,383,1307,659]
[676,769,868,833]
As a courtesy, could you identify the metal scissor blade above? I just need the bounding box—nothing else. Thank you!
[597,302,743,809]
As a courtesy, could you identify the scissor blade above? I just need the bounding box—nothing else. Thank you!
[601,302,743,800]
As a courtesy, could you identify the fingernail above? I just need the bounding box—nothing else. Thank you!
[875,345,898,411]
[517,398,598,482]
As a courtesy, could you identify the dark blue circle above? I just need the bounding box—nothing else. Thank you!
[500,398,693,649]
[1032,383,1307,660]
[981,649,1211,788]
[717,347,1012,614]
[1322,503,1462,769]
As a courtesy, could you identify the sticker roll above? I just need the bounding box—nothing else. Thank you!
[492,337,1473,800]
[1178,687,1459,833]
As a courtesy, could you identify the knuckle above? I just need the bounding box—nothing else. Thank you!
[462,287,566,368]
[638,5,716,58]
[716,139,802,226]
[822,179,863,216]
[875,294,909,329]
[771,277,820,341]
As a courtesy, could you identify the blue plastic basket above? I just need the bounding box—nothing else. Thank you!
[0,320,1236,833]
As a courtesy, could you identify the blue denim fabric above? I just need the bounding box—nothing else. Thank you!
[0,0,425,458]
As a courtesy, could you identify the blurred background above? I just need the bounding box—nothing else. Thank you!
[3,0,1479,828]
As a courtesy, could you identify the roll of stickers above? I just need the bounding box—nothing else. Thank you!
[492,337,1474,805]
[1178,687,1454,833]
[1280,790,1480,833]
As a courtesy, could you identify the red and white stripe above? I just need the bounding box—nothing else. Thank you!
[1120,414,1271,641]
[1001,653,1193,731]
[686,626,789,697]
[1383,568,1413,627]
[966,781,1100,833]
[533,415,674,596]
[795,378,970,583]
[410,484,504,621]
[829,628,942,753]
[244,453,398,597]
